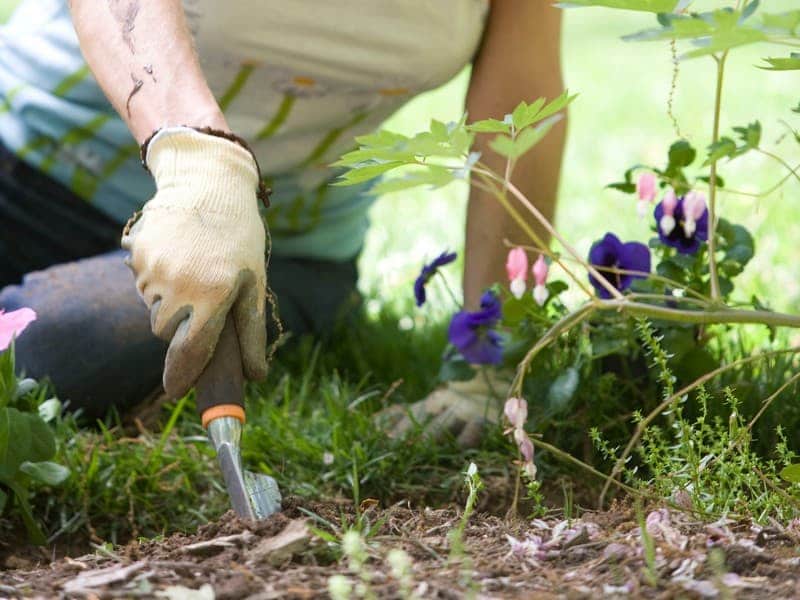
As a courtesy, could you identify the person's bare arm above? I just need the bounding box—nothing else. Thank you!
[69,0,227,143]
[464,1,565,309]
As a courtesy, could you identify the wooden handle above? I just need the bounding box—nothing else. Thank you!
[196,314,245,424]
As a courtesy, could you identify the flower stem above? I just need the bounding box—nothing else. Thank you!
[488,173,625,301]
[707,53,728,303]
[436,271,462,309]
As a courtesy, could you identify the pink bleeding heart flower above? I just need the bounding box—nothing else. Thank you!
[682,190,707,237]
[636,173,657,218]
[532,254,549,306]
[659,188,678,236]
[514,428,534,463]
[0,307,37,351]
[506,248,528,299]
[504,397,528,429]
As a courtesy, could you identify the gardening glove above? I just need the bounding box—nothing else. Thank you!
[378,370,512,448]
[122,127,268,399]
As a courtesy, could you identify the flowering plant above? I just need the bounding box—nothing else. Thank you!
[338,0,800,506]
[0,308,69,544]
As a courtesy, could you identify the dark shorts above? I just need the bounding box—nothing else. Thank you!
[0,143,359,419]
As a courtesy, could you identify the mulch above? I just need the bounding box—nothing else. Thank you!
[2,497,799,599]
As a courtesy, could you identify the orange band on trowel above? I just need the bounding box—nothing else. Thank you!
[202,404,246,429]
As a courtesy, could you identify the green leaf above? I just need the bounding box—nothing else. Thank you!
[704,137,737,165]
[779,463,800,483]
[557,0,679,12]
[370,166,455,195]
[0,407,56,480]
[608,182,637,193]
[467,119,511,134]
[4,479,45,544]
[502,297,528,327]
[733,121,761,149]
[759,54,800,71]
[0,487,6,514]
[333,161,405,186]
[489,115,562,159]
[761,10,800,36]
[547,367,580,413]
[19,461,69,486]
[668,140,696,168]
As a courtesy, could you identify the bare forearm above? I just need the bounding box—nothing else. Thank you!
[463,1,565,310]
[69,0,226,143]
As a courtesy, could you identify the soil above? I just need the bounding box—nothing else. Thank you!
[2,497,799,599]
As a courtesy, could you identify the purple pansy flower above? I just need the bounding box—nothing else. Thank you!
[588,233,651,299]
[653,193,708,255]
[414,251,457,307]
[448,290,503,365]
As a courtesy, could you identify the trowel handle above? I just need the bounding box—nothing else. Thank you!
[196,314,246,429]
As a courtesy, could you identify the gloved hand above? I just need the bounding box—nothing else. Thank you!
[379,370,511,448]
[122,127,268,399]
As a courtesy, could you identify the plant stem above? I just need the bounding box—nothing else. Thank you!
[473,170,596,298]
[511,303,597,396]
[600,300,800,328]
[497,176,625,301]
[707,53,728,303]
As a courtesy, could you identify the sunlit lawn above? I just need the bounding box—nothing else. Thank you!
[363,1,800,319]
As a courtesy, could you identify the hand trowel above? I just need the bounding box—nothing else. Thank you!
[195,315,281,520]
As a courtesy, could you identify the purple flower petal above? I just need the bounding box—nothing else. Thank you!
[448,290,503,365]
[414,251,457,307]
[588,233,651,298]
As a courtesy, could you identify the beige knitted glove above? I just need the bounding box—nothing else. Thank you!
[379,370,511,448]
[122,127,268,398]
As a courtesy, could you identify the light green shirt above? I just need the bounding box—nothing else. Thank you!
[0,0,487,260]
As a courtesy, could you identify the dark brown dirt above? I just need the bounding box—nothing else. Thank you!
[2,498,799,599]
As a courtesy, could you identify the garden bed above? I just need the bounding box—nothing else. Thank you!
[2,497,799,598]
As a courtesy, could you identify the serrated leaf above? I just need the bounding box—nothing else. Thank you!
[489,115,562,159]
[333,161,405,186]
[557,0,679,12]
[370,166,455,195]
[468,119,511,134]
[704,137,737,165]
[733,121,761,149]
[19,461,69,486]
[761,10,800,35]
[759,54,800,71]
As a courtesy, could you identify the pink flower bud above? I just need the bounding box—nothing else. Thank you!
[506,248,528,282]
[682,190,707,237]
[504,397,528,429]
[636,172,657,202]
[660,188,678,236]
[532,255,548,286]
[517,433,534,463]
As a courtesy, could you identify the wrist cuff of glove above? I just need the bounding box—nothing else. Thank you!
[141,126,271,209]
